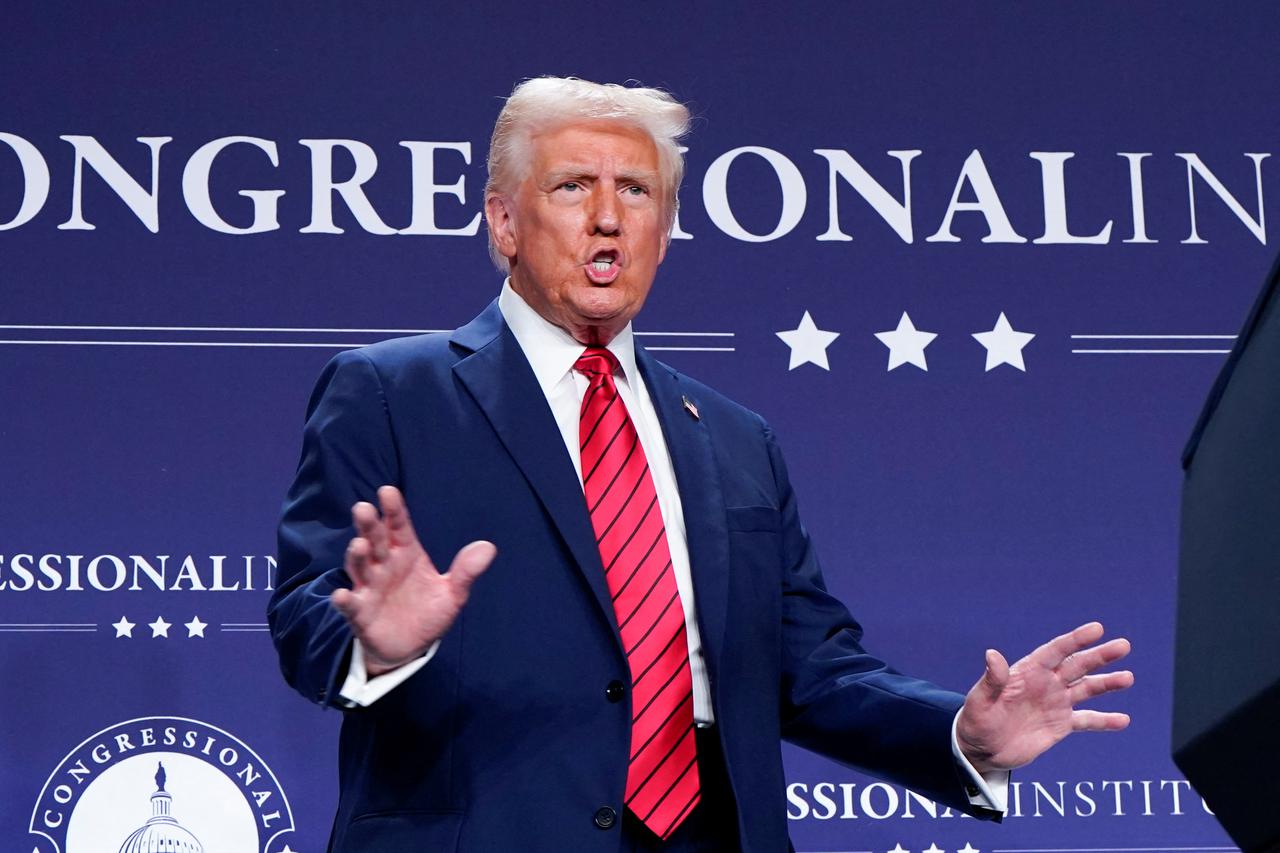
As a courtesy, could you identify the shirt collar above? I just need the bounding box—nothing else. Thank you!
[498,278,639,392]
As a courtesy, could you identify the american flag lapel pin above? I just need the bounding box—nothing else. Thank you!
[682,395,700,420]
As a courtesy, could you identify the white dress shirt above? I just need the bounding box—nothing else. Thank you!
[339,281,713,725]
[337,281,1007,812]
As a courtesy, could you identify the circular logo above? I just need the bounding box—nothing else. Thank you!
[28,716,296,853]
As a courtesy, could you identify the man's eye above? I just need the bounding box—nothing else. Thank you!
[560,182,580,192]
[625,185,647,196]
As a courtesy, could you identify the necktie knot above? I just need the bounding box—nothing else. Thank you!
[574,347,621,384]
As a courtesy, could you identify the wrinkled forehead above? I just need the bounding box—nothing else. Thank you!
[524,118,662,178]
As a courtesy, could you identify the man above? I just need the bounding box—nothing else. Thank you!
[269,77,1132,852]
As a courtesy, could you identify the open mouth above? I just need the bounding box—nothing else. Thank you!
[585,249,621,284]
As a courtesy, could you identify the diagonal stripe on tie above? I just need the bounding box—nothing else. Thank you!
[661,790,702,839]
[601,495,660,574]
[607,523,665,587]
[588,435,642,513]
[632,653,690,723]
[575,346,698,839]
[580,391,617,449]
[624,588,680,655]
[616,560,672,633]
[630,689,693,761]
[595,469,651,543]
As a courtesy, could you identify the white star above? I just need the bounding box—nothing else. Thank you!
[887,844,909,853]
[112,616,135,638]
[149,616,171,638]
[972,312,1035,371]
[279,846,300,853]
[185,616,207,638]
[958,844,982,853]
[923,844,945,853]
[875,311,937,371]
[775,311,840,371]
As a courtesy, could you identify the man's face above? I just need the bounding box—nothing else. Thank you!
[487,120,670,345]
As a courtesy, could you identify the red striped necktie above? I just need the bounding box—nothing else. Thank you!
[574,347,700,839]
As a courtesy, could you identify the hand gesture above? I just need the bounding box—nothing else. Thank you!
[956,622,1133,773]
[330,485,496,676]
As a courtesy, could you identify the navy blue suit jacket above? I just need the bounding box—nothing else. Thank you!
[269,301,992,852]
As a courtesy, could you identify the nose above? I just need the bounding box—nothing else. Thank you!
[589,184,621,235]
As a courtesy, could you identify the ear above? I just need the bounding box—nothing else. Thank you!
[485,193,518,262]
[660,217,680,263]
[657,204,675,265]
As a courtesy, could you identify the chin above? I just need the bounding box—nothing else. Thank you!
[573,290,632,319]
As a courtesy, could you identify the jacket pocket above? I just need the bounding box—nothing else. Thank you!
[725,505,781,533]
[340,809,463,852]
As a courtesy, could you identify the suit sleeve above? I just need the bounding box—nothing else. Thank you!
[268,348,401,709]
[765,421,1000,818]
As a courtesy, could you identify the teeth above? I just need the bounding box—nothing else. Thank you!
[592,260,611,271]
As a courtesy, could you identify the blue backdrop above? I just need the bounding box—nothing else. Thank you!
[3,3,1273,851]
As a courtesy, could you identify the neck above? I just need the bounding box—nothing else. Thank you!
[573,325,617,347]
[508,277,625,347]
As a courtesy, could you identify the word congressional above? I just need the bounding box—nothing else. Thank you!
[0,133,1270,244]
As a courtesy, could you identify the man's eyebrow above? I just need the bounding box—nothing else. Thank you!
[542,167,594,184]
[615,169,660,186]
[541,167,660,185]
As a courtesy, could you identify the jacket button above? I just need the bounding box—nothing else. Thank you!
[605,680,626,703]
[594,806,617,829]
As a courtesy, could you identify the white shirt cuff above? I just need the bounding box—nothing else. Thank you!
[950,711,1009,813]
[336,639,440,707]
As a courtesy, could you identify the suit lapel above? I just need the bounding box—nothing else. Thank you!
[451,302,623,650]
[635,348,730,683]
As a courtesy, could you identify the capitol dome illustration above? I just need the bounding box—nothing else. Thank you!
[117,762,205,853]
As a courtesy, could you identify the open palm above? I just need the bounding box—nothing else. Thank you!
[956,622,1133,773]
[331,485,496,676]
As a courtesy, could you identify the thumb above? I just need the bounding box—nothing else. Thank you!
[445,540,497,597]
[979,648,1010,700]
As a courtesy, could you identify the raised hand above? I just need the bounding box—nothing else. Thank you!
[330,485,496,676]
[956,622,1133,773]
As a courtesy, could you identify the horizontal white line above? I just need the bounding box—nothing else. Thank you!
[0,339,371,348]
[221,628,270,632]
[0,324,447,333]
[0,339,737,352]
[0,622,96,626]
[221,623,268,627]
[1070,334,1236,340]
[0,324,734,337]
[636,331,735,338]
[992,847,1239,852]
[0,627,97,632]
[1072,349,1232,355]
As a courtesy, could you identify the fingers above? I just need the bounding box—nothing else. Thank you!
[352,501,388,562]
[378,485,422,547]
[331,587,362,627]
[1031,621,1105,669]
[446,540,497,599]
[347,487,426,588]
[1071,709,1131,732]
[331,587,379,639]
[345,535,379,588]
[976,648,1010,701]
[1059,637,1131,683]
[1068,670,1135,704]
